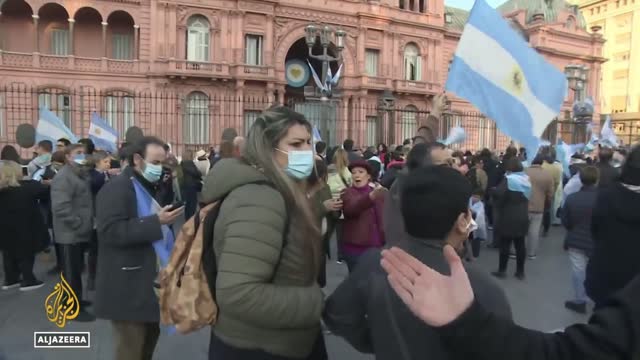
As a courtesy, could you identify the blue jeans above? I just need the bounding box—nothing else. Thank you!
[568,248,589,303]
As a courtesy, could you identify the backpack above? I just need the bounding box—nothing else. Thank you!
[157,181,287,334]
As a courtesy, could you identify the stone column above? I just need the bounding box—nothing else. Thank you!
[265,14,274,66]
[32,15,40,53]
[0,11,4,51]
[101,21,108,58]
[133,24,140,60]
[67,18,75,55]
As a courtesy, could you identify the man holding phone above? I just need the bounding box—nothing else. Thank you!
[95,136,183,360]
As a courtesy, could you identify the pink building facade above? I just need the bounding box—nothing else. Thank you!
[0,0,605,154]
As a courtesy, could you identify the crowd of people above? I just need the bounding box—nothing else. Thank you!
[0,105,639,360]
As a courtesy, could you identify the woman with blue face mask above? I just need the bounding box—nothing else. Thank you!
[201,106,326,360]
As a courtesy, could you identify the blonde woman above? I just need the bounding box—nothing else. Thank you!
[0,160,48,291]
[202,106,325,359]
[327,148,352,198]
[327,148,352,265]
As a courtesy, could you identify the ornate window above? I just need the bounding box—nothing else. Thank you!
[400,105,418,142]
[403,43,422,81]
[245,34,263,65]
[187,15,210,62]
[183,91,209,145]
[51,28,69,55]
[112,33,133,60]
[365,49,379,77]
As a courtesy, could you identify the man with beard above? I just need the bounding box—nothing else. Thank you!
[50,144,95,321]
[95,136,183,360]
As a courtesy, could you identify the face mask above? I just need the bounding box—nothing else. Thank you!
[277,149,314,180]
[142,162,163,183]
[73,154,87,165]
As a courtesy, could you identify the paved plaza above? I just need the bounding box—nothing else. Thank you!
[0,226,587,360]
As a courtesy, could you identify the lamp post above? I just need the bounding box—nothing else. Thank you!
[305,24,345,99]
[564,64,592,144]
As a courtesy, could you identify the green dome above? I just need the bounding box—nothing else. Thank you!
[498,0,587,29]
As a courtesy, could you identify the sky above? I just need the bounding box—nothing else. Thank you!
[445,0,507,10]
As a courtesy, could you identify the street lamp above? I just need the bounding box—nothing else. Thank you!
[564,64,592,143]
[305,23,345,99]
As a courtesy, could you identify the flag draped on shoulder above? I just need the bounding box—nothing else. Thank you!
[36,106,78,144]
[89,112,119,154]
[445,0,567,160]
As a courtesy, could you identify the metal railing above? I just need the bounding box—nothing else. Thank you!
[0,85,578,156]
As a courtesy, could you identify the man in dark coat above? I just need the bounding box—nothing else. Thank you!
[95,136,183,360]
[561,166,599,314]
[586,145,640,308]
[324,166,511,360]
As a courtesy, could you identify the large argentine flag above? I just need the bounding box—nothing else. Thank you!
[89,112,118,154]
[36,106,78,144]
[445,0,567,158]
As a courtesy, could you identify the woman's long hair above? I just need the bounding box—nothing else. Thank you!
[333,148,349,174]
[0,160,22,191]
[244,106,321,277]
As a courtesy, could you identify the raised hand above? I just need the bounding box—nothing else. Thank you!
[380,245,474,327]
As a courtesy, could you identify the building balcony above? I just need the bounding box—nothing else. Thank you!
[394,78,441,95]
[235,64,275,80]
[0,50,143,74]
[358,76,392,90]
[162,59,231,79]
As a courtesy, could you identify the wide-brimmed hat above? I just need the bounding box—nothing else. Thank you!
[195,149,207,158]
[348,160,373,176]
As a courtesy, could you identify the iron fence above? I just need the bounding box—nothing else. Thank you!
[0,85,599,156]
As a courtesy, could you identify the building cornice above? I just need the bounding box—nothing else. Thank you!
[535,46,607,63]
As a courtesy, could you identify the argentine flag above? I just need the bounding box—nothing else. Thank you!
[446,0,567,159]
[36,106,78,144]
[89,112,118,154]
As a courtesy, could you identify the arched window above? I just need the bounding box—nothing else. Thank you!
[566,16,576,29]
[187,15,210,62]
[400,105,418,142]
[404,43,422,81]
[183,91,209,145]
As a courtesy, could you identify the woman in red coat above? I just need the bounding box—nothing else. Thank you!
[340,160,386,272]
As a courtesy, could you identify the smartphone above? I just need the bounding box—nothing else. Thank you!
[21,166,28,177]
[168,201,184,211]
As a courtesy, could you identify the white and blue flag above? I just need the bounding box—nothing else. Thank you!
[36,106,78,144]
[312,126,322,144]
[445,0,567,160]
[89,112,118,154]
[599,115,618,148]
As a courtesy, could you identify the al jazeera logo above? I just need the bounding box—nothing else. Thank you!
[33,274,90,349]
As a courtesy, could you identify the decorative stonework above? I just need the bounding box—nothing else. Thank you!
[275,7,358,26]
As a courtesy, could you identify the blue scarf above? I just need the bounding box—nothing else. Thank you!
[506,172,532,200]
[131,177,177,335]
[131,177,174,270]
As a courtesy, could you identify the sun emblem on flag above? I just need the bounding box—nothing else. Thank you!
[505,65,525,96]
[94,128,102,135]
